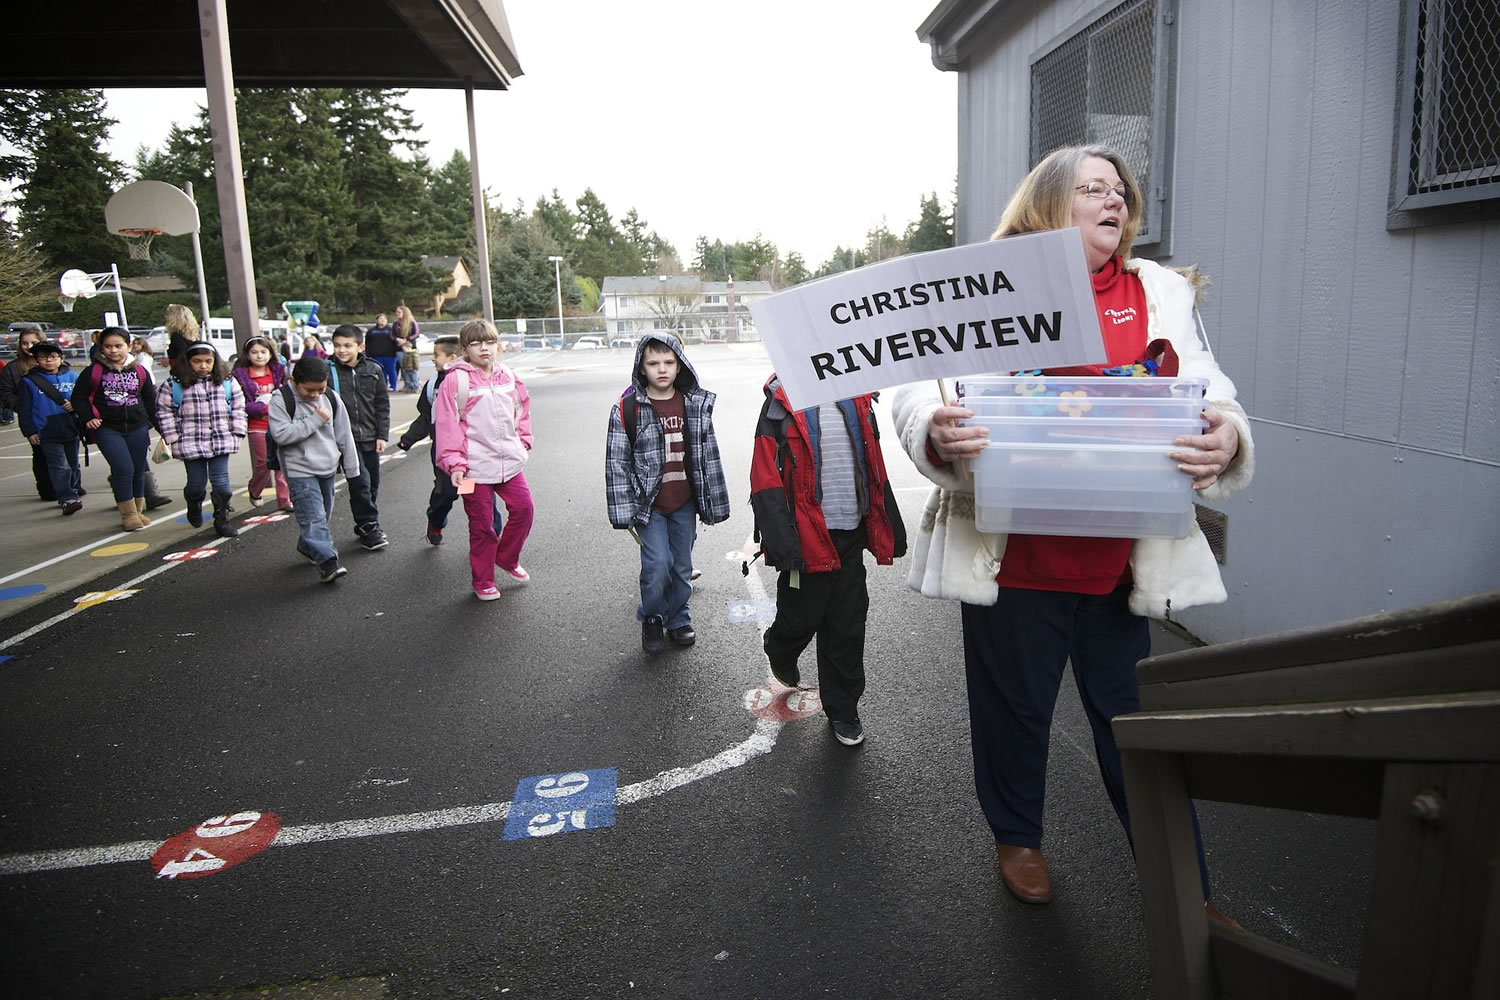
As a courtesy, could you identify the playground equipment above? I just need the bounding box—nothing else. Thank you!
[281,301,321,329]
[103,180,212,332]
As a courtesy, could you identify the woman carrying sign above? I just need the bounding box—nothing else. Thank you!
[890,145,1253,917]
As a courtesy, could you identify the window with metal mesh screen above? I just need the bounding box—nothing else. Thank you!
[1394,0,1499,213]
[1030,0,1171,244]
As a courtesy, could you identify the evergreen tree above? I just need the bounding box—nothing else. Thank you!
[489,215,575,319]
[533,190,579,257]
[329,89,445,312]
[781,251,810,287]
[904,191,955,253]
[572,188,639,284]
[14,90,126,273]
[428,150,476,259]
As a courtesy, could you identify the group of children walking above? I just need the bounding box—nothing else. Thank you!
[11,314,904,746]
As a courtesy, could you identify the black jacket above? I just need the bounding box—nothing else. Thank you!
[329,353,390,445]
[398,366,451,453]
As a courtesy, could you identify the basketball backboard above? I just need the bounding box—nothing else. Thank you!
[104,180,200,237]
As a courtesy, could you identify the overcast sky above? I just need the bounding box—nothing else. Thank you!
[100,1,957,270]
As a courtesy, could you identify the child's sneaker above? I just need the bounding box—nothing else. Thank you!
[248,493,263,506]
[502,564,529,582]
[357,525,389,550]
[475,585,501,601]
[667,624,696,647]
[425,525,443,546]
[829,717,865,746]
[62,500,83,516]
[641,615,667,654]
[317,558,347,583]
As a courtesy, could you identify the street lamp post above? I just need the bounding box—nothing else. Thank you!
[547,255,565,344]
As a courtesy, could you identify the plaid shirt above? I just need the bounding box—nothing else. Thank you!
[605,384,730,528]
[156,377,247,459]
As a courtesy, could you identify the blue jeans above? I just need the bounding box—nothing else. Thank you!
[183,454,231,498]
[346,445,381,531]
[286,474,337,565]
[373,356,398,389]
[39,440,82,503]
[95,424,149,501]
[637,505,696,629]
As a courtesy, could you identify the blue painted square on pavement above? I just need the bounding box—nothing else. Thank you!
[727,598,777,623]
[502,767,618,841]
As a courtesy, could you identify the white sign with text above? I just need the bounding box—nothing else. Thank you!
[749,229,1107,411]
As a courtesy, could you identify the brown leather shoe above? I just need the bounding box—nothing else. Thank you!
[995,843,1052,903]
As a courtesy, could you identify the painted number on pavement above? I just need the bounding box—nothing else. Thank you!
[164,549,218,562]
[151,810,282,880]
[502,769,617,841]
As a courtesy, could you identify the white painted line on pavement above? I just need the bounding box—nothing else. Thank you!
[0,419,417,588]
[0,503,798,877]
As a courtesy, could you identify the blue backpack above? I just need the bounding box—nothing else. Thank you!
[169,378,235,414]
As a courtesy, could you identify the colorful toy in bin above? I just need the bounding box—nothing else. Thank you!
[1057,390,1093,417]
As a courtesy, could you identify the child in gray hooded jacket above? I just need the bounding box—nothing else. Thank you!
[268,355,361,583]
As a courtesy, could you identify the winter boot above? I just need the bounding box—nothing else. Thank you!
[212,491,239,538]
[185,492,206,528]
[116,500,146,531]
[133,497,153,527]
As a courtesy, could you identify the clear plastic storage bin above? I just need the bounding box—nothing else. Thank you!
[956,376,1209,539]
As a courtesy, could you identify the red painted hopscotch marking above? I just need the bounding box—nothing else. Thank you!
[743,686,821,722]
[242,514,290,524]
[163,549,218,562]
[151,811,281,880]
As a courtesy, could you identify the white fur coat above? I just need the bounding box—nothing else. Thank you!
[890,256,1255,619]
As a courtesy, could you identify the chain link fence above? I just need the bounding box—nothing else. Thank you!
[1404,0,1499,201]
[1030,0,1163,240]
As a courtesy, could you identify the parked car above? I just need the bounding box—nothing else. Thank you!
[609,335,638,350]
[2,321,52,359]
[572,336,604,350]
[53,329,89,358]
[522,337,547,351]
[499,334,524,353]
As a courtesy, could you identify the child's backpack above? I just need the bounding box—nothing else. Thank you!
[169,378,234,414]
[617,386,645,443]
[265,383,342,472]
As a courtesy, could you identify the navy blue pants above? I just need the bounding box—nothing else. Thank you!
[95,424,149,502]
[960,584,1211,898]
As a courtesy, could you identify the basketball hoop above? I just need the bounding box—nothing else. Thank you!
[119,227,162,261]
[59,293,77,313]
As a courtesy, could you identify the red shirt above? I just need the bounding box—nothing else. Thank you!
[996,256,1149,594]
[650,392,691,514]
[246,369,277,431]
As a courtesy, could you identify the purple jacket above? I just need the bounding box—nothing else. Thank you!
[232,362,288,421]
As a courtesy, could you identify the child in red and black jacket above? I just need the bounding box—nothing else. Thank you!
[749,376,907,748]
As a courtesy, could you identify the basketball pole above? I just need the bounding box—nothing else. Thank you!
[110,263,129,327]
[184,181,212,329]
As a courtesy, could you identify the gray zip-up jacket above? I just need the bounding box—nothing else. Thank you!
[267,387,360,480]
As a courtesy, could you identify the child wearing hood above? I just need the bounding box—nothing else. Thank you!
[433,319,535,601]
[605,332,731,653]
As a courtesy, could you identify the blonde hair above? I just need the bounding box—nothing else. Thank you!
[394,305,414,337]
[990,145,1144,261]
[164,303,200,340]
[457,319,499,346]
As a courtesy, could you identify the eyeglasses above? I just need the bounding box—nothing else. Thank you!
[1075,180,1131,204]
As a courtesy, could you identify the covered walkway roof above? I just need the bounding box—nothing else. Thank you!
[1,0,522,90]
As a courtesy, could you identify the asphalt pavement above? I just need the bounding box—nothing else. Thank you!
[0,344,1372,999]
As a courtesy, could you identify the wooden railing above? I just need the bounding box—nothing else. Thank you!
[1114,591,1500,999]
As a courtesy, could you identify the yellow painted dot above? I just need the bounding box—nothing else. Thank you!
[91,542,150,557]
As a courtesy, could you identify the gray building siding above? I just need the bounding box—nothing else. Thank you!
[928,0,1499,640]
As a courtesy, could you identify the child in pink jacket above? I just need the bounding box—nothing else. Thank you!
[434,319,536,600]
